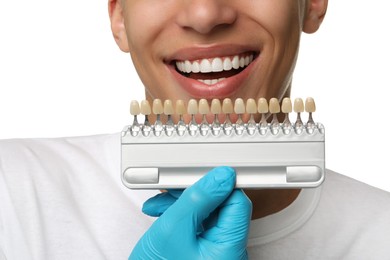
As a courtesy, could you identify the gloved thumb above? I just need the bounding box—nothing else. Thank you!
[161,166,236,230]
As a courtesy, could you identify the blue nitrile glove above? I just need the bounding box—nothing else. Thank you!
[129,166,252,260]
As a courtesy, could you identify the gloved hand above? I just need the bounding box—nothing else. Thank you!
[129,166,252,260]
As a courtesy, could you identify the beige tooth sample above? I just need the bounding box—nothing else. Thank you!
[152,99,164,115]
[269,98,280,114]
[293,98,304,132]
[187,99,198,135]
[163,100,175,135]
[305,97,316,113]
[129,100,141,135]
[234,98,245,134]
[222,98,234,114]
[281,97,292,113]
[210,99,222,133]
[246,98,257,135]
[175,100,186,116]
[257,98,269,134]
[140,100,151,115]
[139,100,152,135]
[198,99,210,115]
[246,98,257,114]
[198,99,210,135]
[211,99,222,114]
[281,97,292,133]
[175,100,186,135]
[187,99,198,115]
[294,98,304,113]
[130,100,140,115]
[222,98,233,134]
[257,98,269,114]
[163,100,174,115]
[152,99,164,135]
[234,98,245,115]
[269,98,280,134]
[305,97,316,130]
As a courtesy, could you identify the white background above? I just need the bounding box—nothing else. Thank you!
[1,1,389,192]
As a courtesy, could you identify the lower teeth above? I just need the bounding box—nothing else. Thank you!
[197,78,226,85]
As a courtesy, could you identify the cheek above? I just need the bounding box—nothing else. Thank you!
[123,1,170,53]
[247,0,301,41]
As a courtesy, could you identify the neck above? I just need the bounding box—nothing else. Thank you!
[244,189,301,219]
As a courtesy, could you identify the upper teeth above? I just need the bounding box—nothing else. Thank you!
[176,54,254,74]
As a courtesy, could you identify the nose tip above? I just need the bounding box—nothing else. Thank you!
[176,1,237,34]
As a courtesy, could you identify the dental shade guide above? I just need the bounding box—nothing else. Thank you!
[121,97,325,189]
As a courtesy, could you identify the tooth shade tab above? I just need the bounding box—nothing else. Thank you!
[222,98,234,114]
[163,100,174,115]
[294,98,304,113]
[175,53,254,74]
[152,99,164,114]
[257,98,269,114]
[187,99,198,115]
[176,100,186,115]
[246,98,257,114]
[234,98,245,114]
[140,100,151,115]
[282,98,292,113]
[198,99,210,115]
[269,98,280,114]
[130,100,140,116]
[305,97,316,113]
[211,99,222,114]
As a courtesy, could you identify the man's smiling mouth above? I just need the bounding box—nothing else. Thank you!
[174,52,256,85]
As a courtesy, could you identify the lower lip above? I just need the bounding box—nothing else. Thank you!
[168,58,257,99]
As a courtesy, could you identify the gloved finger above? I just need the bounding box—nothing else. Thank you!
[142,192,178,217]
[166,189,184,199]
[201,189,252,245]
[162,166,236,231]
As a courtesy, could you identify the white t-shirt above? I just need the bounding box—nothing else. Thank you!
[0,134,389,259]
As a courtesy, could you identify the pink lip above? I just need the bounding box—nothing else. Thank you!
[165,45,260,98]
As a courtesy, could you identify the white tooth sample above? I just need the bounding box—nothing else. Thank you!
[234,98,245,114]
[249,54,254,63]
[281,97,292,113]
[222,98,234,114]
[163,100,174,115]
[187,99,198,115]
[211,57,223,72]
[198,99,209,115]
[217,77,226,82]
[152,99,164,115]
[211,79,218,85]
[239,56,245,68]
[232,56,240,69]
[130,100,140,115]
[223,57,233,71]
[211,99,222,114]
[192,61,200,73]
[305,97,316,113]
[140,100,151,115]
[185,60,192,73]
[200,59,212,73]
[176,100,186,115]
[294,98,304,113]
[246,98,257,114]
[257,98,269,113]
[269,98,280,114]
